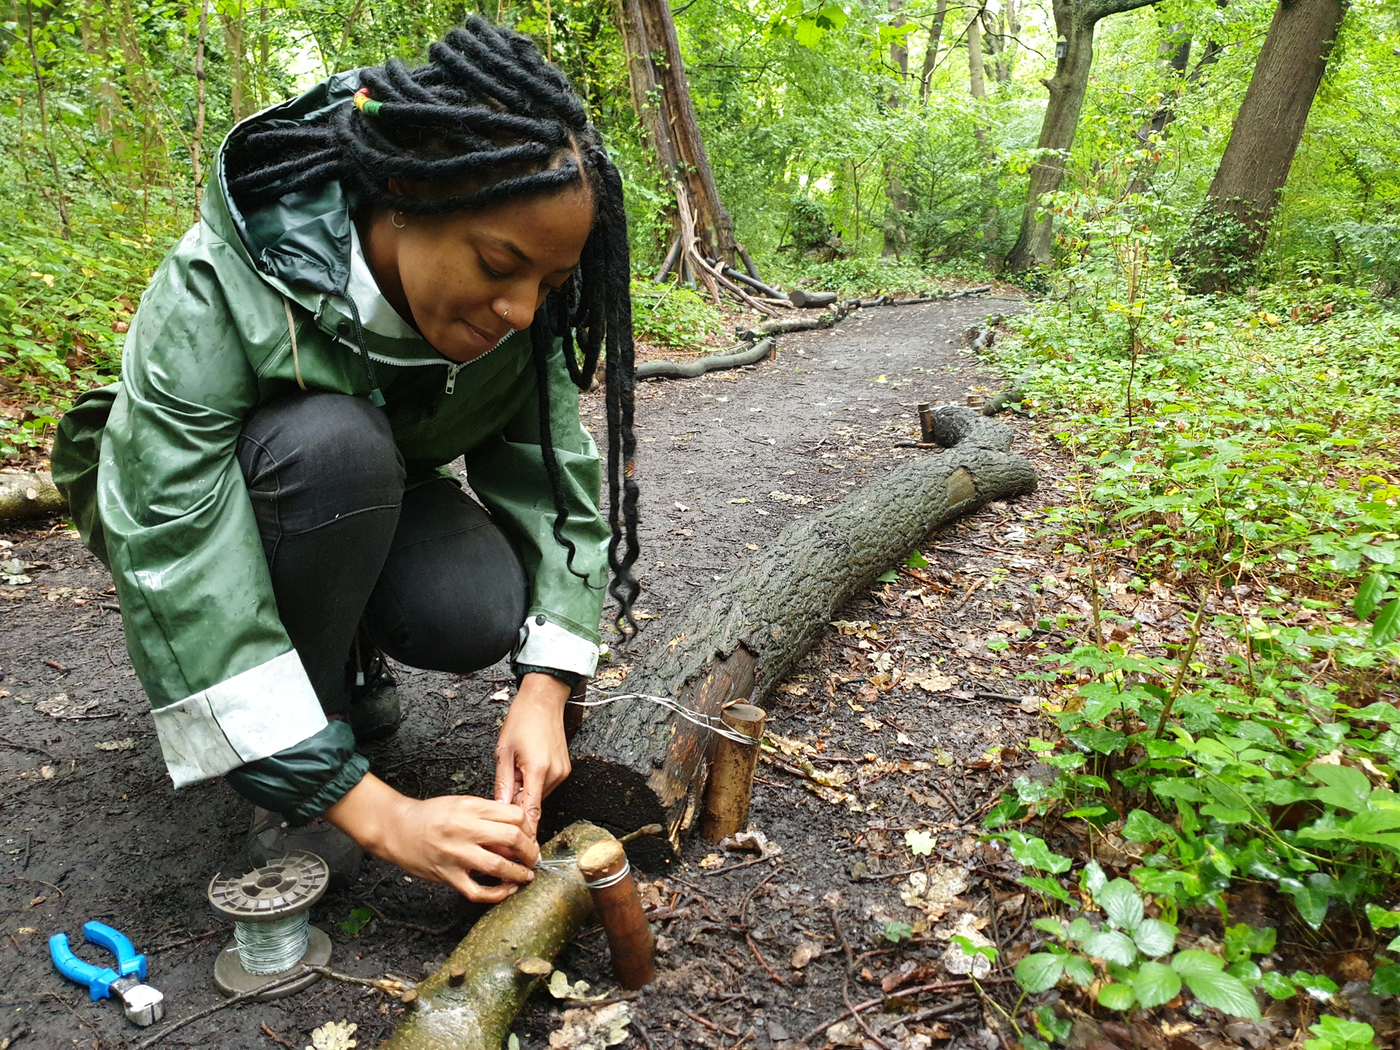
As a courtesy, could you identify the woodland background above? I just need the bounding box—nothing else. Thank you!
[2,0,1400,1043]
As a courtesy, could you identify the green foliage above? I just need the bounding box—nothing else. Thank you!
[1011,861,1276,1018]
[628,277,724,349]
[1303,1017,1378,1050]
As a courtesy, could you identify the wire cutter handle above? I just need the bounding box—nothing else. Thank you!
[82,921,147,980]
[49,934,118,1000]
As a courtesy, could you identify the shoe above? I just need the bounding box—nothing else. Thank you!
[248,808,365,885]
[347,631,402,745]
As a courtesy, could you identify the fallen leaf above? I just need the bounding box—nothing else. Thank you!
[96,738,135,752]
[36,694,99,718]
[905,829,936,856]
[29,896,44,907]
[720,829,782,858]
[769,491,813,505]
[909,674,958,694]
[728,498,752,504]
[939,914,994,978]
[699,852,725,869]
[307,1021,357,1050]
[546,970,608,1002]
[40,765,54,779]
[489,687,510,702]
[860,716,883,733]
[548,1002,631,1050]
[790,941,823,969]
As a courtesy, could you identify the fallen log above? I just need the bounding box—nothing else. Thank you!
[635,338,774,381]
[0,471,66,523]
[789,289,838,309]
[383,821,612,1050]
[548,409,1037,866]
[724,266,787,302]
[736,308,845,340]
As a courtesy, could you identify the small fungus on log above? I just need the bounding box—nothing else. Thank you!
[548,408,1036,866]
[700,703,766,842]
[577,839,654,989]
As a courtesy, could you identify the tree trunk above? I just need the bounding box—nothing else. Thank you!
[23,2,71,237]
[1181,0,1347,292]
[384,822,613,1050]
[616,0,736,265]
[1004,0,1156,273]
[191,0,210,212]
[967,3,989,153]
[547,409,1037,867]
[919,0,949,102]
[222,2,249,123]
[883,0,911,257]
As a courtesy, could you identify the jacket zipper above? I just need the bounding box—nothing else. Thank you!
[444,362,463,395]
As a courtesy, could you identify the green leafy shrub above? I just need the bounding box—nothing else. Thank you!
[629,277,724,349]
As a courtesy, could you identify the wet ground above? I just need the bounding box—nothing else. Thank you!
[0,290,1073,1050]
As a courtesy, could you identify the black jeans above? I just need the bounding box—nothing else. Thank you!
[235,392,528,713]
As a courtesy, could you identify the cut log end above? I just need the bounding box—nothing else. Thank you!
[0,471,66,524]
[578,839,627,880]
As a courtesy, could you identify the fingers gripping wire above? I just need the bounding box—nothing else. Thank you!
[565,688,762,746]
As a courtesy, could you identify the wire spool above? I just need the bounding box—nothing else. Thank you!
[207,850,333,999]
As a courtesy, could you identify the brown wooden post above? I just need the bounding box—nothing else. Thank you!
[577,840,654,989]
[700,703,767,842]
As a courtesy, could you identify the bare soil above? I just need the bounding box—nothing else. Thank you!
[0,292,1074,1050]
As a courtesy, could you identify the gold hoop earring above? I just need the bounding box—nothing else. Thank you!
[391,212,406,229]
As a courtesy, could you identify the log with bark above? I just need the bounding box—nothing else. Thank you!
[736,308,846,341]
[635,339,774,381]
[384,821,613,1050]
[788,290,838,309]
[548,408,1037,866]
[0,471,66,523]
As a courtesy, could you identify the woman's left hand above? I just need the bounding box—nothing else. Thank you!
[494,672,573,837]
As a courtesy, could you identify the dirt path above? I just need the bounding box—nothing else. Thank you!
[0,292,1073,1050]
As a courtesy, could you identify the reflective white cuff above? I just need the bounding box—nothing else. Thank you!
[512,616,599,678]
[151,651,328,789]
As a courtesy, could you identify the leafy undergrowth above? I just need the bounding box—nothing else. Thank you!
[984,247,1400,1045]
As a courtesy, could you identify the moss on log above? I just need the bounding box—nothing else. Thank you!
[549,408,1036,866]
[384,821,613,1050]
[0,471,65,523]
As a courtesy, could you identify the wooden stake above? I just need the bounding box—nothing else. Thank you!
[700,703,766,842]
[918,403,936,443]
[577,839,654,990]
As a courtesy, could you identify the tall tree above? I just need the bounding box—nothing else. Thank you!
[615,0,737,271]
[1181,0,1348,291]
[1004,0,1158,272]
[884,0,912,256]
[919,0,949,102]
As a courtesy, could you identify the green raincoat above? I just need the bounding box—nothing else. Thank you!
[50,71,611,822]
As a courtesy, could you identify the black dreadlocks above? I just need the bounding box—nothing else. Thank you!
[226,16,640,632]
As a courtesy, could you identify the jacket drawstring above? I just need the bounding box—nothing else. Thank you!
[344,297,386,407]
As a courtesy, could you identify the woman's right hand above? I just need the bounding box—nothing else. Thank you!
[325,772,539,902]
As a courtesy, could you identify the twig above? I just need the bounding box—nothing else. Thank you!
[259,1022,294,1049]
[844,980,893,1050]
[7,876,63,897]
[739,867,781,928]
[745,935,786,984]
[973,691,1024,702]
[133,971,316,1048]
[828,899,855,973]
[0,735,54,759]
[801,978,1013,1042]
[682,1010,740,1037]
[696,854,778,878]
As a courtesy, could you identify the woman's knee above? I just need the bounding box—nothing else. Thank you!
[237,393,405,522]
[364,483,528,672]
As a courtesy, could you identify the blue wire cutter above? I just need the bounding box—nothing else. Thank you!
[49,921,165,1026]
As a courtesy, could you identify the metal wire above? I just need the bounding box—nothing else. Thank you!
[232,913,310,975]
[566,689,762,745]
[584,857,631,890]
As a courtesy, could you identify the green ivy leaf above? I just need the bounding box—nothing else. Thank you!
[1098,879,1144,932]
[1133,961,1182,1009]
[1015,953,1065,993]
[1081,860,1108,895]
[1004,832,1072,874]
[1260,971,1296,999]
[1368,964,1400,997]
[1366,904,1400,930]
[1097,981,1136,1011]
[1121,809,1176,843]
[1021,875,1072,903]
